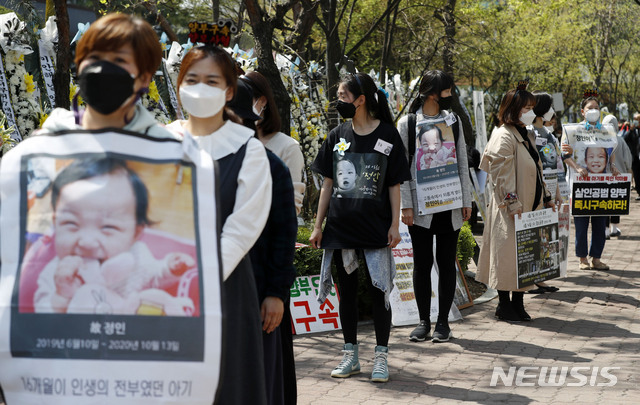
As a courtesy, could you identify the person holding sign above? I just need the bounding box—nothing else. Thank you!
[476,82,555,322]
[561,93,618,271]
[310,72,410,383]
[167,45,271,404]
[528,91,562,294]
[396,70,472,342]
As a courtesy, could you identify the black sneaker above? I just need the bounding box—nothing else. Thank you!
[409,320,429,342]
[431,322,452,343]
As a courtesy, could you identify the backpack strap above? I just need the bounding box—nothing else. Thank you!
[408,113,416,165]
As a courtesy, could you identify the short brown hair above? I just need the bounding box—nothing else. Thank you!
[75,13,162,77]
[498,89,536,126]
[243,71,281,135]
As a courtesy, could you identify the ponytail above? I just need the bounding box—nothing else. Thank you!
[340,73,393,124]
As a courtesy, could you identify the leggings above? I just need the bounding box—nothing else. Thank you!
[334,250,391,347]
[408,225,460,323]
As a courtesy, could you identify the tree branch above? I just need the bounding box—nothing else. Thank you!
[345,0,402,57]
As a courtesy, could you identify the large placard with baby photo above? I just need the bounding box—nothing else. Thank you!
[562,122,617,175]
[0,131,222,404]
[413,116,462,215]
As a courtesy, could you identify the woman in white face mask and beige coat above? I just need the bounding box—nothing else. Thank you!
[167,45,271,405]
[476,84,555,323]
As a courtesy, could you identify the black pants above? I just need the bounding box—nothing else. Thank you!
[408,225,460,323]
[334,250,391,347]
[632,159,640,194]
[280,302,297,405]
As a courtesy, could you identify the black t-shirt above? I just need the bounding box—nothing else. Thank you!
[312,121,411,249]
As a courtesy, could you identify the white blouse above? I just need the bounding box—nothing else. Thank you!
[167,120,272,280]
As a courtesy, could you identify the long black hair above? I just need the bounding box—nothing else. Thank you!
[409,70,455,114]
[339,73,393,124]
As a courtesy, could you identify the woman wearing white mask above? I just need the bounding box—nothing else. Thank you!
[561,95,617,271]
[167,45,271,405]
[476,84,555,322]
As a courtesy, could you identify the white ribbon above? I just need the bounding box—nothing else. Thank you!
[0,55,21,141]
[163,59,184,120]
[38,16,58,54]
[38,40,56,109]
[0,13,33,55]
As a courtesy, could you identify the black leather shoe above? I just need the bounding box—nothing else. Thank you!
[495,303,522,323]
[512,303,532,321]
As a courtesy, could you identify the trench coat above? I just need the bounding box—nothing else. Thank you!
[476,124,551,291]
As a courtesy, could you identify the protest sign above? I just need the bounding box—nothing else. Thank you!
[412,115,463,215]
[570,173,631,216]
[515,208,560,289]
[289,275,341,335]
[0,130,222,404]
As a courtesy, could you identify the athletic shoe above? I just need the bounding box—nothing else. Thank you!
[409,320,429,342]
[331,343,360,378]
[431,322,453,342]
[370,346,389,382]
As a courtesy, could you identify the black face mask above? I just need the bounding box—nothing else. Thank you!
[438,95,453,111]
[336,100,357,119]
[78,60,135,115]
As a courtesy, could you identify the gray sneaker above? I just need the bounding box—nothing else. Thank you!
[409,320,429,342]
[371,346,389,382]
[431,322,452,343]
[331,343,360,378]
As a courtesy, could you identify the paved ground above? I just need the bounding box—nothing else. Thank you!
[293,203,640,404]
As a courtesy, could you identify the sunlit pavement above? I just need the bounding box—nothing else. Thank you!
[293,202,640,404]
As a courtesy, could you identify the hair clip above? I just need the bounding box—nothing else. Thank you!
[583,88,599,99]
[516,79,529,92]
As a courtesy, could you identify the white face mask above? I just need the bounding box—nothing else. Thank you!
[252,101,263,118]
[520,109,537,126]
[584,108,600,123]
[179,83,227,118]
[543,107,554,122]
[544,125,555,133]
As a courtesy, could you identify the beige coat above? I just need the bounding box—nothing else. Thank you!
[476,124,551,291]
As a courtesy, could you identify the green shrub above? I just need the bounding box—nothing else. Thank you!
[294,226,324,276]
[456,222,477,273]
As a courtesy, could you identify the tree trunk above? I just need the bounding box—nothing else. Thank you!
[379,0,399,88]
[53,0,70,110]
[437,0,473,146]
[244,0,292,134]
[142,1,179,43]
[212,0,220,21]
[321,0,341,130]
[285,1,320,54]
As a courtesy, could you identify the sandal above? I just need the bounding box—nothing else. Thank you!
[591,260,610,270]
[579,262,591,270]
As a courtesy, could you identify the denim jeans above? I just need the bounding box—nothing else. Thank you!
[574,216,607,258]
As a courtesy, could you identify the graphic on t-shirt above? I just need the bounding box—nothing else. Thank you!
[539,143,558,170]
[332,152,387,200]
[413,118,462,215]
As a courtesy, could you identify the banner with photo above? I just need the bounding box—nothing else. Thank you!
[389,222,465,326]
[570,173,631,216]
[0,130,222,404]
[515,208,561,289]
[557,204,571,278]
[563,123,617,175]
[413,116,463,215]
[533,128,564,200]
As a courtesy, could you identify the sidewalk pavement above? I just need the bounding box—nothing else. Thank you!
[293,203,640,404]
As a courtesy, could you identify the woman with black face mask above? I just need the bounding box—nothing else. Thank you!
[396,70,472,343]
[310,72,410,383]
[36,14,177,139]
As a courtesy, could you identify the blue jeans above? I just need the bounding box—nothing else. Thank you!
[574,216,606,258]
